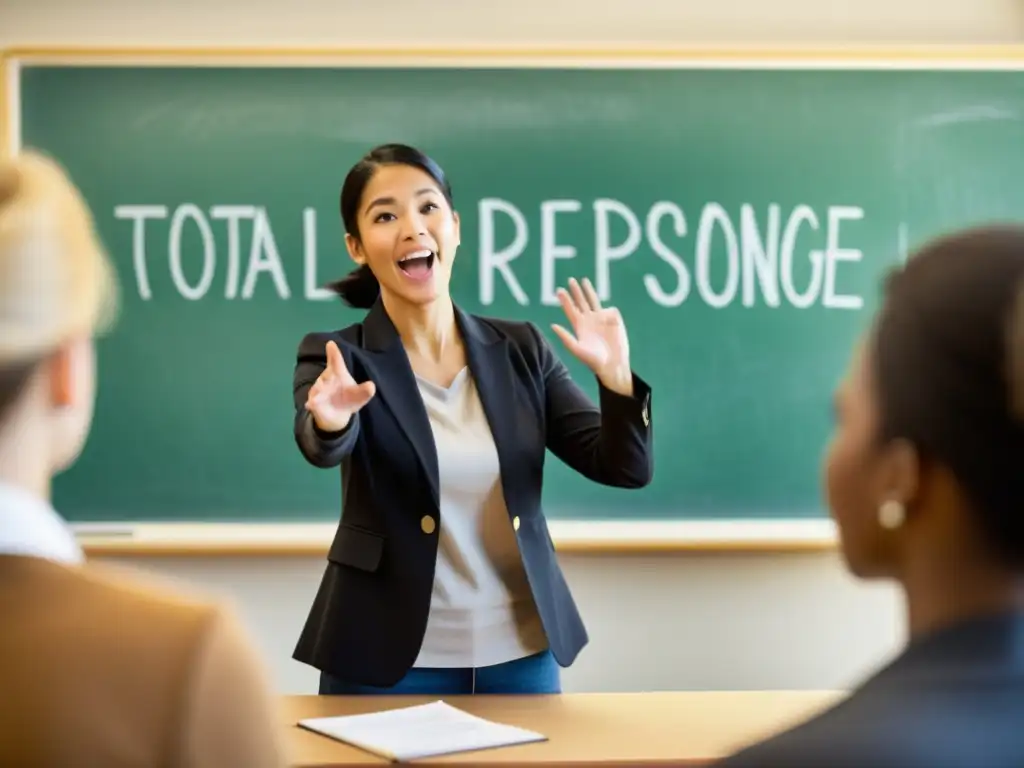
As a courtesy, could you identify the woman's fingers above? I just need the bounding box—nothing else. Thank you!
[579,277,602,311]
[556,287,581,326]
[551,323,584,360]
[326,340,349,378]
[346,380,377,410]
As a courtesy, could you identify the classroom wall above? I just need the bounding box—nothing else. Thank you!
[1,0,1022,47]
[4,0,1017,694]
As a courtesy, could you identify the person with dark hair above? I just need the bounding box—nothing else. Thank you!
[719,224,1024,767]
[291,143,653,695]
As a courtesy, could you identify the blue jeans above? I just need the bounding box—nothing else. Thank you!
[319,649,562,695]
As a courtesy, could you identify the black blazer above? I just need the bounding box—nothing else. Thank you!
[291,300,653,686]
[719,611,1024,767]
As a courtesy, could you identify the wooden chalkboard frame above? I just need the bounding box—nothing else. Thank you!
[6,44,1022,555]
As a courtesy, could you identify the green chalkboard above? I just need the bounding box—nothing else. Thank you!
[16,60,1024,523]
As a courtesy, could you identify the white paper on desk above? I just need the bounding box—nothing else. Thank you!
[298,700,547,762]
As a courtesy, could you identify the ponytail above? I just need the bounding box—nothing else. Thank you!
[326,264,380,309]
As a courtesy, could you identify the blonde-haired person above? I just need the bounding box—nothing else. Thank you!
[0,151,287,768]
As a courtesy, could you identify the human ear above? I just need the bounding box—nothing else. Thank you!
[875,437,921,516]
[344,233,366,266]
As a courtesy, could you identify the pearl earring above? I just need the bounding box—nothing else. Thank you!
[878,500,905,530]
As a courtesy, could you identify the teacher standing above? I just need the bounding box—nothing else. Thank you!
[292,144,653,695]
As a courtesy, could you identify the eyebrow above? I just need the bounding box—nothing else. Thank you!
[365,188,437,214]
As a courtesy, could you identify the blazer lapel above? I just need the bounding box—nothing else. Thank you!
[455,307,522,515]
[361,300,440,508]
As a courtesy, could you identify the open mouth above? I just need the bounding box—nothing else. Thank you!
[397,250,436,282]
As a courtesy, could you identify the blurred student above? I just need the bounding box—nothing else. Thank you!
[0,150,287,768]
[720,224,1024,767]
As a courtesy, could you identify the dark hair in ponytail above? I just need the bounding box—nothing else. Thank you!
[324,265,380,310]
[327,143,454,309]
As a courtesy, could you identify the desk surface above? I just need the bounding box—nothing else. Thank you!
[283,691,843,767]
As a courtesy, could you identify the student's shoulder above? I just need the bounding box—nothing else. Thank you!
[717,690,916,768]
[73,561,252,663]
[74,563,285,765]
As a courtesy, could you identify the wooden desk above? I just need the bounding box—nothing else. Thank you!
[283,691,843,767]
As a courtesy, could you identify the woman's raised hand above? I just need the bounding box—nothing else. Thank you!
[305,341,376,433]
[551,277,634,397]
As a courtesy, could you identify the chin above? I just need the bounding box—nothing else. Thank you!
[386,275,445,307]
[410,287,442,305]
[840,547,889,580]
[52,444,86,475]
[50,423,91,475]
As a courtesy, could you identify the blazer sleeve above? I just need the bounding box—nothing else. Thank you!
[529,322,653,488]
[173,606,287,768]
[293,332,360,469]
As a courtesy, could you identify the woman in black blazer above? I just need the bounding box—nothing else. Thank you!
[720,224,1024,767]
[291,144,653,695]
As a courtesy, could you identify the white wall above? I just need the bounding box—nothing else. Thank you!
[5,0,1015,695]
[99,551,903,695]
[1,0,1022,47]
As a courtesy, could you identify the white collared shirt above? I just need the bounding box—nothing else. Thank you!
[0,482,83,565]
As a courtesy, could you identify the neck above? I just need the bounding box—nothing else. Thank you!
[381,293,458,360]
[902,547,1024,640]
[0,413,51,502]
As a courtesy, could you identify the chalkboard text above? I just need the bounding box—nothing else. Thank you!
[113,199,865,312]
[479,198,864,310]
[114,204,335,301]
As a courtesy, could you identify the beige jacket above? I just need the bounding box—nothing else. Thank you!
[0,553,288,768]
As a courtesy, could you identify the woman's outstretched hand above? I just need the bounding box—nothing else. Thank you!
[305,340,376,433]
[551,277,634,397]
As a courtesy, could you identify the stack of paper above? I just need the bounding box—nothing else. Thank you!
[298,699,548,762]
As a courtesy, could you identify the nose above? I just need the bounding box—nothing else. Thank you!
[400,211,428,240]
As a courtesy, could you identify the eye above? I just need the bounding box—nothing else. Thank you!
[373,211,396,223]
[420,201,440,215]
